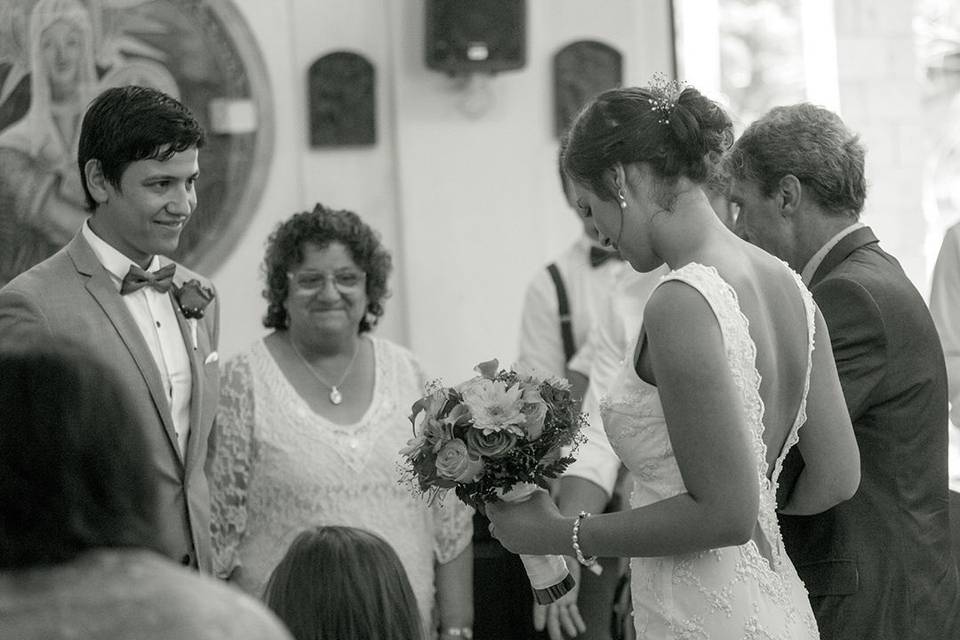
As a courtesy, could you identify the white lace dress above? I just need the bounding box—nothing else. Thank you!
[209,336,473,631]
[600,263,820,640]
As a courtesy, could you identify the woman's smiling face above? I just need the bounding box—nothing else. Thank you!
[284,241,368,337]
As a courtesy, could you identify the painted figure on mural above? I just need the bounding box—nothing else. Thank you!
[0,0,99,285]
[0,0,182,287]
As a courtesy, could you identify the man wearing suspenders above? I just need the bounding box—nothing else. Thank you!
[472,156,625,640]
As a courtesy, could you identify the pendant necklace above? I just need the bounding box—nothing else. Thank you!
[289,336,361,405]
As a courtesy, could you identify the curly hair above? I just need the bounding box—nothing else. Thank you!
[723,103,866,216]
[562,84,734,203]
[262,204,392,332]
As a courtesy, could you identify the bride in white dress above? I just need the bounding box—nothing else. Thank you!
[487,83,861,639]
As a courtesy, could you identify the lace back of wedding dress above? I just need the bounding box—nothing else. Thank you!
[661,263,816,573]
[602,262,821,639]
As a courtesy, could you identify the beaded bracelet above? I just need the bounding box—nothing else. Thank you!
[571,511,599,569]
[441,627,473,639]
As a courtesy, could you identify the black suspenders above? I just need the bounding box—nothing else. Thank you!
[546,263,576,364]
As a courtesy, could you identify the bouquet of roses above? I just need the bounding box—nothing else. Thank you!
[400,359,586,603]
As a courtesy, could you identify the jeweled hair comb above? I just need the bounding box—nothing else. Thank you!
[647,72,686,125]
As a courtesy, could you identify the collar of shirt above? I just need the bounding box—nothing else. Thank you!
[579,234,602,253]
[800,221,864,286]
[81,219,162,290]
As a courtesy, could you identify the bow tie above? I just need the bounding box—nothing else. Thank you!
[120,263,177,295]
[589,246,621,268]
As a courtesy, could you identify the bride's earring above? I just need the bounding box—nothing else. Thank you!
[616,190,627,248]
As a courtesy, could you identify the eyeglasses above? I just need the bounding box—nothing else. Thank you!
[287,270,366,292]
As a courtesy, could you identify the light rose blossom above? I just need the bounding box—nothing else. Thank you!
[519,386,548,440]
[521,403,546,440]
[466,426,518,458]
[435,439,484,482]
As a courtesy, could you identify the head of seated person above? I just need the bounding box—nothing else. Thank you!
[0,334,161,568]
[264,525,422,640]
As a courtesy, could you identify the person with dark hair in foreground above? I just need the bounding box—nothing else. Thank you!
[0,336,291,640]
[486,80,859,639]
[0,84,221,573]
[726,102,960,640]
[265,525,423,640]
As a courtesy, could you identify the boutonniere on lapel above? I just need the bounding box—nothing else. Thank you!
[173,279,215,350]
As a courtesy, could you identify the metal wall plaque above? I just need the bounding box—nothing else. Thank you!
[553,40,622,138]
[308,51,376,147]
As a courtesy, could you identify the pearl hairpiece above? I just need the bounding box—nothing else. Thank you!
[647,72,686,125]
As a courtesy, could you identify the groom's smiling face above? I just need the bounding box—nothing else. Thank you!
[86,145,200,268]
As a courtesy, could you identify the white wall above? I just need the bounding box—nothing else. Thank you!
[212,0,935,380]
[833,0,928,287]
[213,0,674,382]
[388,0,673,380]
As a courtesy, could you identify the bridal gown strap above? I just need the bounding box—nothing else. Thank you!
[600,262,820,640]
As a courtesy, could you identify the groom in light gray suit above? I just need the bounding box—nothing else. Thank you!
[0,86,220,572]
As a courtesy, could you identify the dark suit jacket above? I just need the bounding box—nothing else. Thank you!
[777,226,960,639]
[0,232,220,572]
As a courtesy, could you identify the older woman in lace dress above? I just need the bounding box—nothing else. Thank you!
[209,204,473,640]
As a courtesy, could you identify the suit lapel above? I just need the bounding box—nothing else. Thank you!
[809,226,879,287]
[169,268,207,472]
[67,235,184,465]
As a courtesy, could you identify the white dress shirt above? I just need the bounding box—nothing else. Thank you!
[929,221,960,489]
[800,221,864,285]
[516,235,625,377]
[564,266,665,493]
[81,221,192,455]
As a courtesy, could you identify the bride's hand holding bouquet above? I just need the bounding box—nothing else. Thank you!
[400,359,586,604]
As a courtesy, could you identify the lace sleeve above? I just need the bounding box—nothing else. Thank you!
[432,496,474,563]
[208,354,256,579]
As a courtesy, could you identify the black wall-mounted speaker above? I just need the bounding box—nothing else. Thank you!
[425,0,527,74]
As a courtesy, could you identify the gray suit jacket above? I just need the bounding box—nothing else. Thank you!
[0,231,220,572]
[778,227,959,639]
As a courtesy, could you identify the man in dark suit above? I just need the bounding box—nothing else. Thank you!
[0,86,219,572]
[724,103,959,639]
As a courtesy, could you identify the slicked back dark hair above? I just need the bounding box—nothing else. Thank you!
[262,204,392,333]
[78,85,205,210]
[264,526,424,640]
[562,84,734,203]
[724,103,866,216]
[0,334,161,568]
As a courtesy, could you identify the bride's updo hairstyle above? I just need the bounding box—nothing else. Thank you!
[562,79,733,206]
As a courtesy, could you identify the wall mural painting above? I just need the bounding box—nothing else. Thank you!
[0,0,273,284]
